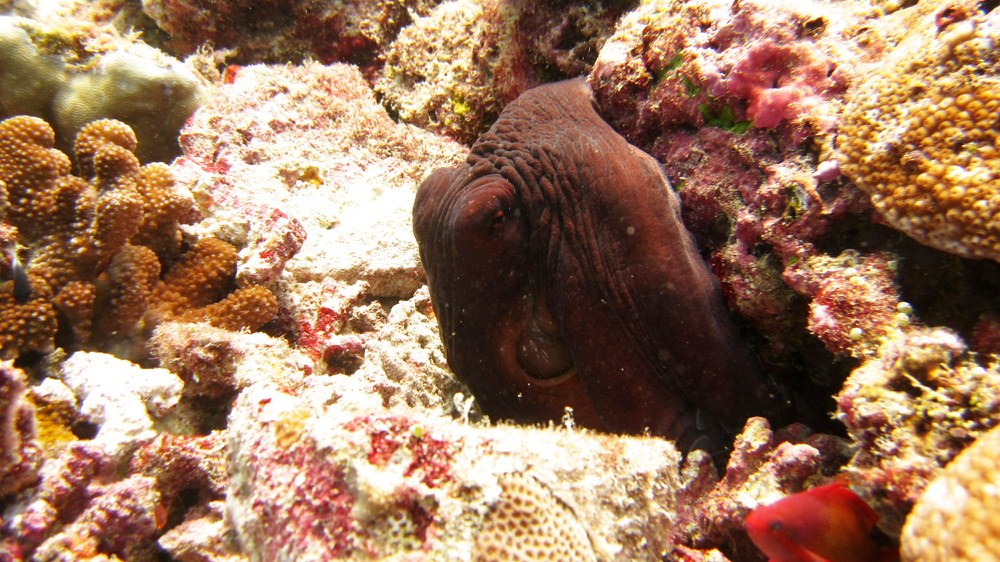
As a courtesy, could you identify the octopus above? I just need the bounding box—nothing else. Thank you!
[413,78,786,452]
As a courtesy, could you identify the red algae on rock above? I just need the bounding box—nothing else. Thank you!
[837,327,1000,534]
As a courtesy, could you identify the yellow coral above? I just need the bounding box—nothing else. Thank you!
[472,473,597,562]
[98,244,161,336]
[901,422,1000,561]
[0,274,57,359]
[837,5,999,261]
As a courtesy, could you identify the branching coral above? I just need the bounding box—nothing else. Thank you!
[0,115,278,359]
[837,3,1000,261]
[146,237,278,332]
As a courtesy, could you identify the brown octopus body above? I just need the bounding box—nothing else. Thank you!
[413,78,786,452]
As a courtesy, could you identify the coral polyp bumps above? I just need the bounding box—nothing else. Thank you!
[0,115,277,359]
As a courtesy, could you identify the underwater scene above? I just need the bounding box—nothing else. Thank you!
[1,0,998,560]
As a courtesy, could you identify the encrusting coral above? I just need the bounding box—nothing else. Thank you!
[901,422,1000,561]
[0,115,277,359]
[837,2,1000,262]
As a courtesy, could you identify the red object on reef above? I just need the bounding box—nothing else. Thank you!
[745,483,898,562]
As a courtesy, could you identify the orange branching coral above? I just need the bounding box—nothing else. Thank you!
[0,274,57,359]
[147,238,278,333]
[0,115,276,357]
[97,244,162,336]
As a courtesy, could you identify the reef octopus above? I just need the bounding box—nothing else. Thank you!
[413,78,786,452]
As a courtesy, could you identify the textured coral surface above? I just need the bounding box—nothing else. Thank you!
[1,0,998,560]
[837,1,1000,262]
[901,423,1000,561]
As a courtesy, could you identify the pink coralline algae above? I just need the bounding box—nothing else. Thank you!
[668,417,850,561]
[226,373,683,561]
[0,361,40,498]
[173,61,464,300]
[586,0,885,376]
[783,251,906,358]
[721,41,842,130]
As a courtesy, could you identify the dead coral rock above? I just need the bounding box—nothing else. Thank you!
[669,417,849,560]
[227,378,681,561]
[157,500,246,562]
[130,431,227,500]
[837,326,1000,534]
[901,423,1000,561]
[590,0,864,145]
[376,0,508,144]
[174,62,465,299]
[141,0,438,67]
[149,321,313,400]
[0,360,41,497]
[378,0,626,143]
[783,250,907,358]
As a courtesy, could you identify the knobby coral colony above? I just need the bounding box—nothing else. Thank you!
[0,115,277,360]
[837,6,1000,262]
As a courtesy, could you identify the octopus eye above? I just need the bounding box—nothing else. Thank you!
[768,521,783,533]
[490,209,505,226]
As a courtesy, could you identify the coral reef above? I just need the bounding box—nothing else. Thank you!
[0,0,997,560]
[586,0,881,378]
[59,351,183,460]
[783,250,906,358]
[837,327,1000,533]
[0,15,205,162]
[226,378,681,561]
[901,423,1000,561]
[174,62,464,298]
[376,0,509,144]
[377,0,628,142]
[837,3,1000,262]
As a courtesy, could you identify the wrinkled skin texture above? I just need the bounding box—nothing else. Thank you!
[413,78,785,451]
